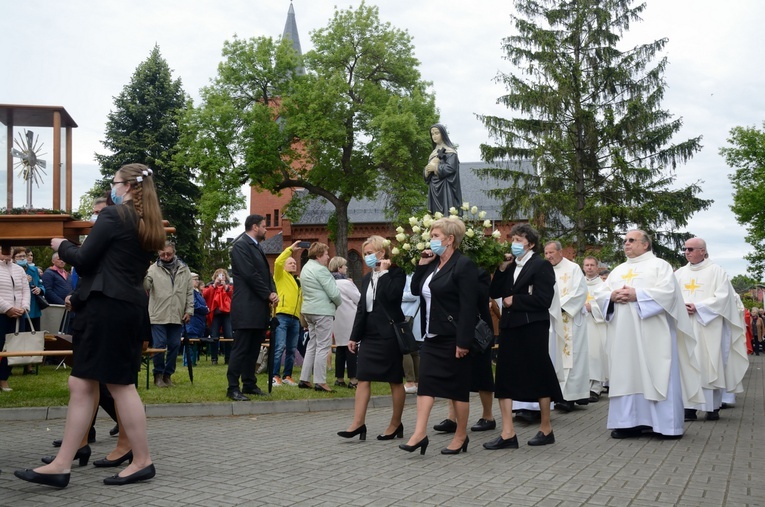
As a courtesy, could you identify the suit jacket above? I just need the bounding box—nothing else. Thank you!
[229,233,276,330]
[58,205,153,308]
[489,252,554,329]
[350,265,406,342]
[412,250,477,349]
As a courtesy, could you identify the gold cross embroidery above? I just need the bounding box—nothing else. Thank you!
[684,278,702,295]
[621,268,639,286]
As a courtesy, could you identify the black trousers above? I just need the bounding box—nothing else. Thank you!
[335,345,357,380]
[226,328,265,392]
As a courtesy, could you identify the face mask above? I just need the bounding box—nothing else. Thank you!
[111,186,124,205]
[511,242,526,257]
[430,239,447,256]
[16,259,28,267]
[364,253,378,268]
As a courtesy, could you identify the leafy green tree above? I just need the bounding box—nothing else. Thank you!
[721,123,765,279]
[477,0,710,265]
[731,274,759,294]
[181,3,437,257]
[95,45,200,268]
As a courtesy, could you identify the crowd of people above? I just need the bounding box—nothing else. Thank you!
[1,191,755,486]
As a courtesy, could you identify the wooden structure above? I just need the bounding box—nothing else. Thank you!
[1,104,77,211]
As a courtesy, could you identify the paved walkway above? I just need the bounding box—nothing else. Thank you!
[1,356,764,506]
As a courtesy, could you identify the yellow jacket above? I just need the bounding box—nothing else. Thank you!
[274,247,301,318]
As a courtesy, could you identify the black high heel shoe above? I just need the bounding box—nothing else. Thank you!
[103,463,156,485]
[93,450,133,468]
[399,435,429,455]
[14,469,70,488]
[337,424,367,441]
[41,445,91,466]
[377,423,404,440]
[440,436,469,455]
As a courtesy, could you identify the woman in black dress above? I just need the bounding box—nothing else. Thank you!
[338,236,406,441]
[484,223,562,450]
[399,218,477,455]
[15,163,166,488]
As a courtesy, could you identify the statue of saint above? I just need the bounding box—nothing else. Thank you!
[424,124,462,215]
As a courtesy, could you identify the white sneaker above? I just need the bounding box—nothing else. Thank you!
[272,376,283,387]
[282,376,298,386]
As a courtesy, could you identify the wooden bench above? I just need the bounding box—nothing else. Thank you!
[0,349,168,390]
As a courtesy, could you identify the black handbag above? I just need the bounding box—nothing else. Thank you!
[383,307,418,354]
[34,292,50,310]
[448,314,494,353]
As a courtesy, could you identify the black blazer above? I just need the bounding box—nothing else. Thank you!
[489,253,554,329]
[349,265,406,342]
[229,233,276,330]
[59,205,153,309]
[412,250,477,349]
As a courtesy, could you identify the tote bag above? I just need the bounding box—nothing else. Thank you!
[3,313,45,366]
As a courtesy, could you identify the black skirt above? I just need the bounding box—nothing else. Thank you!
[70,293,151,385]
[494,320,562,402]
[418,334,471,402]
[356,322,404,383]
[469,342,495,393]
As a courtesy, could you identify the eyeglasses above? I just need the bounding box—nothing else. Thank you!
[624,238,641,244]
[682,247,704,252]
[110,180,127,188]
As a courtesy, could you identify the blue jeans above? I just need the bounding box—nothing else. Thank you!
[152,324,182,376]
[272,313,300,378]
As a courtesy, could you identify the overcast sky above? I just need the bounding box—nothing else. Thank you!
[2,0,764,277]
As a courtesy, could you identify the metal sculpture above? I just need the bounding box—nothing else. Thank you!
[11,129,48,209]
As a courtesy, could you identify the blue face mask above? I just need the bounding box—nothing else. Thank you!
[430,239,447,256]
[511,242,526,257]
[16,259,28,267]
[110,186,124,205]
[364,253,378,268]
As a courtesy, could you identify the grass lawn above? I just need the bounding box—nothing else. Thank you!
[0,354,395,408]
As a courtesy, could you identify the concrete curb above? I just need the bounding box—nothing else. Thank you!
[0,393,418,421]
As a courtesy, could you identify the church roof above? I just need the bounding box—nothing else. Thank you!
[282,3,305,76]
[293,160,533,225]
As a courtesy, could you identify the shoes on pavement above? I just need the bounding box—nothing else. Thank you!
[588,391,600,403]
[227,390,250,401]
[433,418,457,433]
[483,434,518,450]
[514,410,540,424]
[684,409,698,421]
[528,430,555,446]
[555,401,576,412]
[470,418,496,432]
[705,410,720,421]
[610,426,649,439]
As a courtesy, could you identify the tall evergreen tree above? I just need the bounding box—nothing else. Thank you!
[95,45,200,267]
[478,0,710,264]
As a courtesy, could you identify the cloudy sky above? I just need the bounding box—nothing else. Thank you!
[2,0,764,277]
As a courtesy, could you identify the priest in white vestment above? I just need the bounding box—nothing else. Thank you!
[594,230,703,438]
[674,237,748,421]
[724,293,747,406]
[544,241,590,410]
[583,256,608,401]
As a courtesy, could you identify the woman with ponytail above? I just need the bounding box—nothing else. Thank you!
[15,163,165,488]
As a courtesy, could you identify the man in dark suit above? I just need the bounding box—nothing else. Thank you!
[226,214,279,401]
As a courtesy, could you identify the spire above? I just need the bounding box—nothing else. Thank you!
[283,2,305,75]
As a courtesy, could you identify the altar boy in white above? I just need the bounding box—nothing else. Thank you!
[674,237,748,421]
[594,230,703,438]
